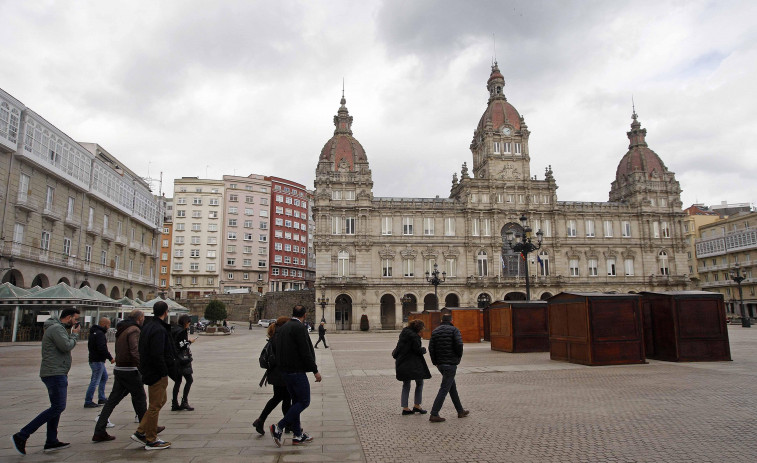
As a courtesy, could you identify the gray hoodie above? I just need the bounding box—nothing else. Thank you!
[40,315,79,377]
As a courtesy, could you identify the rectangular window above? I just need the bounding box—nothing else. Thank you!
[13,223,24,244]
[206,263,216,271]
[607,258,616,276]
[382,259,392,277]
[40,231,51,251]
[228,219,237,227]
[190,249,200,258]
[191,210,201,218]
[567,220,577,237]
[653,222,660,238]
[482,218,491,236]
[174,262,183,271]
[84,245,92,262]
[381,217,392,235]
[209,211,218,218]
[588,259,598,276]
[585,220,595,237]
[63,237,71,256]
[542,220,551,237]
[191,236,201,245]
[229,206,238,214]
[209,198,219,206]
[403,217,413,235]
[45,186,54,209]
[403,259,414,277]
[493,141,500,154]
[622,221,631,237]
[604,220,613,237]
[514,143,522,154]
[344,218,356,235]
[227,258,236,266]
[569,259,579,277]
[331,217,342,235]
[661,221,670,238]
[624,259,634,276]
[424,218,434,236]
[503,142,511,153]
[189,262,199,271]
[445,218,456,236]
[472,219,480,236]
[228,232,237,240]
[192,197,202,205]
[445,258,457,277]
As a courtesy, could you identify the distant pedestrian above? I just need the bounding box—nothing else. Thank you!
[428,314,469,422]
[132,301,177,450]
[393,319,431,415]
[11,308,81,455]
[270,305,322,447]
[252,316,292,435]
[314,322,328,348]
[93,310,165,442]
[171,315,196,411]
[85,317,114,408]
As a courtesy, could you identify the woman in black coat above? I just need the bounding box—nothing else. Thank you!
[394,319,431,415]
[253,316,292,435]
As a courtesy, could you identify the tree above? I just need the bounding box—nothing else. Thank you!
[204,300,228,325]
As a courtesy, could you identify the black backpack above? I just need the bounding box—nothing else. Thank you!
[258,339,276,370]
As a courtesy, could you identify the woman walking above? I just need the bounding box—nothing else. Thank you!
[252,316,292,435]
[394,319,431,415]
[171,315,196,411]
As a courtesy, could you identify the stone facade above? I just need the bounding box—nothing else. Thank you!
[0,89,162,299]
[313,64,690,331]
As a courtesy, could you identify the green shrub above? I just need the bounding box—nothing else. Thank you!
[204,300,228,325]
[360,314,369,331]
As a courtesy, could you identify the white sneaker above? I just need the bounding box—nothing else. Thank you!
[95,414,116,428]
[134,415,139,423]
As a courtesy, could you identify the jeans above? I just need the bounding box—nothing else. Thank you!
[401,379,424,408]
[19,375,68,445]
[258,384,292,423]
[95,370,147,433]
[172,372,193,404]
[137,376,168,443]
[85,361,108,404]
[431,364,463,416]
[278,372,311,436]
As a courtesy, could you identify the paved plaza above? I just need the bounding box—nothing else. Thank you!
[1,324,756,462]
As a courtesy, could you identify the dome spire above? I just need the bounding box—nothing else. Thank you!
[487,60,506,102]
[334,81,353,135]
[627,100,646,148]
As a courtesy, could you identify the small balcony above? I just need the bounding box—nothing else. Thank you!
[115,234,128,246]
[85,223,101,236]
[129,240,141,251]
[101,229,115,242]
[41,205,62,222]
[14,192,38,212]
[64,213,81,229]
[139,243,153,255]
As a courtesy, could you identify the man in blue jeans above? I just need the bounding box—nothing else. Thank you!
[428,314,469,422]
[12,308,81,455]
[270,305,322,447]
[85,317,114,408]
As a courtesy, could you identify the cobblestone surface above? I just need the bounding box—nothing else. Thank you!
[1,325,756,462]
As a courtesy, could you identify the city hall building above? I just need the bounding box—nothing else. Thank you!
[313,63,690,331]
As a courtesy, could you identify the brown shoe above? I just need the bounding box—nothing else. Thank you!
[157,426,166,434]
[429,415,446,423]
[458,410,470,418]
[92,432,116,442]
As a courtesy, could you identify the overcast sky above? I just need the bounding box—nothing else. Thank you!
[3,0,755,209]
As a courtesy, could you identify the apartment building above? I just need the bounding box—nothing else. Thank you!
[268,177,311,291]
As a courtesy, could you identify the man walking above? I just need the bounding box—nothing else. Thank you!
[93,309,165,442]
[132,301,175,450]
[85,317,114,408]
[428,314,469,422]
[11,308,81,455]
[270,305,321,447]
[314,322,329,348]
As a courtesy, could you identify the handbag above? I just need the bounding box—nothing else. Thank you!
[178,349,192,366]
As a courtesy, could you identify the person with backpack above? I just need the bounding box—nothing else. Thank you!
[253,316,291,435]
[170,315,196,412]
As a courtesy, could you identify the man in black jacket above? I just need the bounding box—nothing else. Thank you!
[270,305,321,447]
[132,301,174,450]
[314,322,328,348]
[428,314,469,422]
[84,318,114,408]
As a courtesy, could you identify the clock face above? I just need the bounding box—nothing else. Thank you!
[501,127,511,136]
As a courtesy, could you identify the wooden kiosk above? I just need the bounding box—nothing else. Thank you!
[548,292,645,366]
[488,300,549,353]
[640,291,731,362]
[408,310,442,340]
[441,307,481,343]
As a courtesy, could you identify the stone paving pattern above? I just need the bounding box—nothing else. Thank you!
[1,324,756,462]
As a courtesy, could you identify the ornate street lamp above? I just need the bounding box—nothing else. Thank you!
[730,265,750,328]
[477,293,491,309]
[425,263,446,311]
[401,293,413,322]
[505,213,543,301]
[317,292,329,323]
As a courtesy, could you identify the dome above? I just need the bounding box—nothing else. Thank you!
[615,112,667,179]
[318,95,367,171]
[477,62,522,133]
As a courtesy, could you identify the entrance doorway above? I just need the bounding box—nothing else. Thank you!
[335,294,352,330]
[380,294,396,329]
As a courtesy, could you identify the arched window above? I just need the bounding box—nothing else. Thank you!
[538,251,550,276]
[658,251,669,276]
[337,251,349,277]
[477,250,488,277]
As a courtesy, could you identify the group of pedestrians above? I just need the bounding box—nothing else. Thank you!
[11,301,196,455]
[254,305,322,447]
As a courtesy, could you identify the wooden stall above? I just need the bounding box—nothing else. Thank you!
[482,307,491,341]
[489,301,549,353]
[408,310,442,340]
[447,308,481,343]
[640,291,731,362]
[548,292,645,366]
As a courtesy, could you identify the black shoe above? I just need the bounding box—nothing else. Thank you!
[98,399,108,405]
[84,402,100,408]
[92,432,116,442]
[130,432,148,445]
[171,402,181,411]
[43,441,70,453]
[402,409,414,415]
[413,407,428,414]
[253,419,265,435]
[180,401,194,411]
[11,433,26,455]
[292,432,314,445]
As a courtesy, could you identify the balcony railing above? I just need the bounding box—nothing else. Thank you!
[15,192,38,212]
[115,234,127,246]
[1,241,119,279]
[86,224,101,236]
[41,205,62,222]
[64,213,81,229]
[101,229,115,242]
